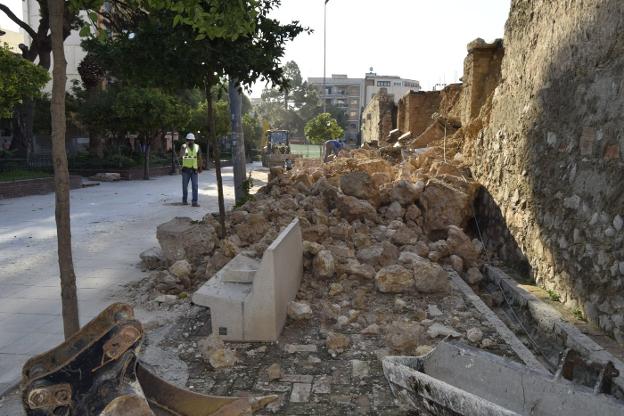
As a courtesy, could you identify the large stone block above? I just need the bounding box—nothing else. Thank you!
[192,218,303,341]
[156,217,217,263]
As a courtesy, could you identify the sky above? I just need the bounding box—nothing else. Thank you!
[251,0,511,96]
[0,0,22,32]
[1,0,511,95]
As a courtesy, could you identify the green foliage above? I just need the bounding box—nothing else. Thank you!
[187,100,230,142]
[546,289,561,302]
[243,113,263,156]
[304,113,344,144]
[68,152,138,169]
[0,169,52,182]
[0,45,49,118]
[572,308,586,321]
[234,171,255,207]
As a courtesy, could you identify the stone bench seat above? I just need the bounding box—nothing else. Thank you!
[192,218,303,341]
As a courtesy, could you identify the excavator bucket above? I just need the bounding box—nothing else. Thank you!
[21,303,276,416]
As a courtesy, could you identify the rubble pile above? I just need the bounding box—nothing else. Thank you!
[127,147,525,413]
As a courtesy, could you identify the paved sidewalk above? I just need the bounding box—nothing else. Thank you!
[0,165,262,395]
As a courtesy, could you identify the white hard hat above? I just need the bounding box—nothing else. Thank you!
[186,133,196,141]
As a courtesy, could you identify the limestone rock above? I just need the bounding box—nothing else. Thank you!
[385,321,423,352]
[199,335,238,369]
[221,237,240,258]
[208,348,238,369]
[426,323,461,338]
[371,172,391,188]
[336,194,378,222]
[90,172,121,182]
[361,323,380,335]
[467,327,484,343]
[169,259,192,279]
[235,213,269,244]
[427,304,443,318]
[447,225,480,266]
[449,254,464,273]
[337,258,375,279]
[288,301,313,320]
[357,241,399,267]
[328,283,343,296]
[405,204,422,223]
[157,217,217,263]
[465,267,484,285]
[420,179,475,232]
[340,171,379,205]
[391,180,425,205]
[313,250,335,279]
[375,264,414,293]
[390,226,418,246]
[267,363,282,381]
[411,257,450,294]
[385,201,405,220]
[140,247,164,270]
[303,240,324,256]
[326,332,350,355]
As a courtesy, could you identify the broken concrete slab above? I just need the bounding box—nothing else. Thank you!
[192,218,303,342]
[383,341,624,416]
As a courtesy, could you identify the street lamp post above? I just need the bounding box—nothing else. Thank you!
[322,0,329,113]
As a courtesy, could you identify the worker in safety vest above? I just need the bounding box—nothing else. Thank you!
[180,133,203,207]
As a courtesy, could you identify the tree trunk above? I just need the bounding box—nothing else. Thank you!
[143,140,150,180]
[206,85,226,238]
[49,0,80,339]
[10,100,35,162]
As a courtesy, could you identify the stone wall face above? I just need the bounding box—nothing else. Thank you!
[471,0,624,341]
[361,93,396,144]
[397,91,441,137]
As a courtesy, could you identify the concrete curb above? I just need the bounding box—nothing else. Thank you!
[485,265,624,393]
[449,271,548,373]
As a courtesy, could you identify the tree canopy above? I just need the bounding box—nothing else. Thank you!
[304,112,344,144]
[0,45,49,118]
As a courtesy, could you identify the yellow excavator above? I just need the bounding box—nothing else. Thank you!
[21,303,276,416]
[261,129,301,168]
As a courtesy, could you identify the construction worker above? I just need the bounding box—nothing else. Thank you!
[323,139,344,162]
[180,133,203,207]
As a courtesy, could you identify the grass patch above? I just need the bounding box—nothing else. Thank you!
[546,289,561,302]
[572,308,586,321]
[0,169,52,181]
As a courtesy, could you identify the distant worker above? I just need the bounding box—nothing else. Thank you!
[323,139,344,162]
[180,133,203,207]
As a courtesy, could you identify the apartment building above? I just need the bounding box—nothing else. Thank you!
[363,70,421,105]
[307,74,365,142]
[308,71,421,143]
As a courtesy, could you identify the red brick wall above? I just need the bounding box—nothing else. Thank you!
[0,176,82,199]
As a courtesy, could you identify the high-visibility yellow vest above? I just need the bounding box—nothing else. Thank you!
[182,143,199,169]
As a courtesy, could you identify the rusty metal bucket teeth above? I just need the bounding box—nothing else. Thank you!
[21,303,277,416]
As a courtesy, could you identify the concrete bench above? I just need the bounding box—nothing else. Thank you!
[192,218,303,341]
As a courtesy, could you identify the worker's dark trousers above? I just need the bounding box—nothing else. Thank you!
[182,168,198,204]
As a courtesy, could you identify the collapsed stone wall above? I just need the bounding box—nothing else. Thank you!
[460,39,504,127]
[397,91,441,138]
[361,91,396,144]
[471,0,624,342]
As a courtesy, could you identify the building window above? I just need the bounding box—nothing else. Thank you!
[377,80,391,87]
[350,111,357,118]
[394,82,401,86]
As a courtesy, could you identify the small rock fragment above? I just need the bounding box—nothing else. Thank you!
[288,301,313,320]
[467,327,484,343]
[326,332,351,355]
[426,323,461,338]
[267,363,282,381]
